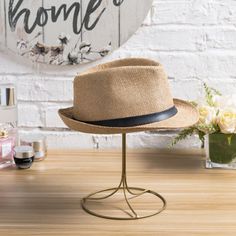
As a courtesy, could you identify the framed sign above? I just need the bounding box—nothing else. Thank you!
[0,0,153,65]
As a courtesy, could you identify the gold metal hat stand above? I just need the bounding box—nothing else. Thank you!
[81,133,167,220]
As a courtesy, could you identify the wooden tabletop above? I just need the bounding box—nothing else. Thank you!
[0,148,236,236]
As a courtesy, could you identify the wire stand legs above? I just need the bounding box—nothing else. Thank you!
[81,133,167,220]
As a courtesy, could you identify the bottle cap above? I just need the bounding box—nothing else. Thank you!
[0,84,16,107]
[21,135,46,152]
[0,84,18,124]
[0,130,8,138]
[14,146,35,159]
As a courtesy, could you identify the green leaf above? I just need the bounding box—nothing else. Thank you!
[197,130,206,148]
[171,127,196,146]
[170,83,223,147]
[227,134,233,146]
[203,83,222,107]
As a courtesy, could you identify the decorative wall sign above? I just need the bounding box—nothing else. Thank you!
[0,0,153,65]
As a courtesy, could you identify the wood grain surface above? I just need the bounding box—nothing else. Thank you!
[0,148,236,236]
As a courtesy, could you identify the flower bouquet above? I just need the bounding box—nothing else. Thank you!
[172,84,236,169]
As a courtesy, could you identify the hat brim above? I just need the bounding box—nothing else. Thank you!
[58,99,199,134]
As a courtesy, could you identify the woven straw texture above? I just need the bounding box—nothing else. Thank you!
[59,58,199,134]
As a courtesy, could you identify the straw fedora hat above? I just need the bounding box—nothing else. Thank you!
[59,58,199,134]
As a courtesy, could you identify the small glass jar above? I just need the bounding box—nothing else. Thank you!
[20,135,47,161]
[13,146,35,169]
[0,130,15,169]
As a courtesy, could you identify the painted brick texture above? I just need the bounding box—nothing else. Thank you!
[1,0,235,149]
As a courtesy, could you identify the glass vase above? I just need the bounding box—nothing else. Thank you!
[205,133,236,169]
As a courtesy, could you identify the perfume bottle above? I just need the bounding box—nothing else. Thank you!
[0,130,15,168]
[0,84,18,168]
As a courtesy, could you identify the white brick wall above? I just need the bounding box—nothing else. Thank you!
[1,0,235,150]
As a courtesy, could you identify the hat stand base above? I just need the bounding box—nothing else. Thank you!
[81,133,167,220]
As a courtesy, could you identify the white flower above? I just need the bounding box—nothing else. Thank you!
[197,105,218,133]
[67,52,79,65]
[227,94,236,109]
[213,95,236,109]
[217,109,236,134]
[58,33,71,45]
[17,39,28,50]
[99,43,112,57]
[79,42,91,54]
[212,95,223,108]
[198,105,217,125]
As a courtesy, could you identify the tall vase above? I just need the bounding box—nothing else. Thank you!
[205,133,236,169]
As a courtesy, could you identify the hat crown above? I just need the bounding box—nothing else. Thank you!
[73,58,174,122]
